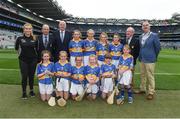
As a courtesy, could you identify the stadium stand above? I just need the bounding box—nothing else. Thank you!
[0,0,180,49]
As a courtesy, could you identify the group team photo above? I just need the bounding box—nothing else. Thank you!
[1,0,180,117]
[15,20,160,107]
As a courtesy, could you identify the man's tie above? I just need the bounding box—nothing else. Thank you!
[126,38,129,45]
[60,31,64,42]
[44,36,48,48]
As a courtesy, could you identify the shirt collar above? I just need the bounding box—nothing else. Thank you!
[112,41,120,46]
[89,64,98,68]
[58,60,68,65]
[86,38,95,41]
[143,31,151,36]
[75,64,83,68]
[39,61,51,66]
[104,62,112,66]
[60,30,65,33]
[122,54,131,59]
[72,38,81,42]
[43,34,48,38]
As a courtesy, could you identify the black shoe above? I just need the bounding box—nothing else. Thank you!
[29,91,35,97]
[22,93,28,100]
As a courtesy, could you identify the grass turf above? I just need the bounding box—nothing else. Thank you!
[0,49,180,118]
[0,84,180,118]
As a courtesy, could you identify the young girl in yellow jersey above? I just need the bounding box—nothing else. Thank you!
[54,51,71,100]
[96,32,109,66]
[116,45,134,104]
[84,55,100,100]
[69,30,84,66]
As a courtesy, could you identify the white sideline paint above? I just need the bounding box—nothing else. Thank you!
[0,68,180,76]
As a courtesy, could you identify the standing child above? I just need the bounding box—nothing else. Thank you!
[54,51,71,100]
[85,55,100,100]
[69,30,84,66]
[116,45,134,104]
[109,33,123,69]
[83,29,98,66]
[70,56,85,100]
[96,32,109,66]
[101,54,116,99]
[37,50,54,101]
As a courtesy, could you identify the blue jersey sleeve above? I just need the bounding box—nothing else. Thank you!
[50,62,55,73]
[100,65,105,74]
[37,64,42,75]
[67,63,72,73]
[112,64,116,71]
[84,66,88,75]
[118,56,123,65]
[130,57,134,69]
[69,41,73,50]
[97,67,101,77]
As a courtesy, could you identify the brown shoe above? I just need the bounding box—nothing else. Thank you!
[146,94,154,100]
[133,90,146,94]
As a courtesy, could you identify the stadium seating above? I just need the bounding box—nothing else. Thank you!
[0,0,180,49]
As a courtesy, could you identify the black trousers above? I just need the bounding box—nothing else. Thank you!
[19,59,37,93]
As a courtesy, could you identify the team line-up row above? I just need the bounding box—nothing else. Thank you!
[37,44,133,106]
[15,21,161,106]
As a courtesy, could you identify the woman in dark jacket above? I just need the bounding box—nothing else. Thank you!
[15,23,38,99]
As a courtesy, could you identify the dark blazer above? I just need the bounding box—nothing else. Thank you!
[122,36,140,65]
[139,32,161,63]
[37,34,54,62]
[52,30,72,61]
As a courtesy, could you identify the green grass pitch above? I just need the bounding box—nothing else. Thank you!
[0,49,180,118]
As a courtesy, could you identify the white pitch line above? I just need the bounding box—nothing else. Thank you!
[135,73,180,76]
[0,68,19,71]
[0,68,180,76]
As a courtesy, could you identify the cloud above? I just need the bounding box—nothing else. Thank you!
[58,0,180,19]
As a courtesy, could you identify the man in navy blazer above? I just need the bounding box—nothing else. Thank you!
[137,21,161,100]
[53,20,72,62]
[37,24,54,62]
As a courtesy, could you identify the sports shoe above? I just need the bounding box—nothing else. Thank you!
[133,90,146,94]
[116,96,124,105]
[146,94,154,100]
[29,91,35,97]
[22,93,28,100]
[128,97,133,104]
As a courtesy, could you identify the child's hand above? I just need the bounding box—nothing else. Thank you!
[89,78,95,84]
[118,70,125,75]
[46,70,52,75]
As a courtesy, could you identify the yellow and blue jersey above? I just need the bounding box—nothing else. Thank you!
[101,63,116,74]
[109,43,123,60]
[119,54,134,70]
[37,62,54,84]
[83,39,98,56]
[96,42,109,61]
[71,65,85,84]
[69,39,84,57]
[84,65,100,83]
[54,61,71,80]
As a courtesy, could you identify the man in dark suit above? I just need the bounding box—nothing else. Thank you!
[122,27,140,88]
[53,20,72,62]
[37,24,54,62]
[125,27,140,66]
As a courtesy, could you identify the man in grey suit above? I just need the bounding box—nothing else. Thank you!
[136,21,161,100]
